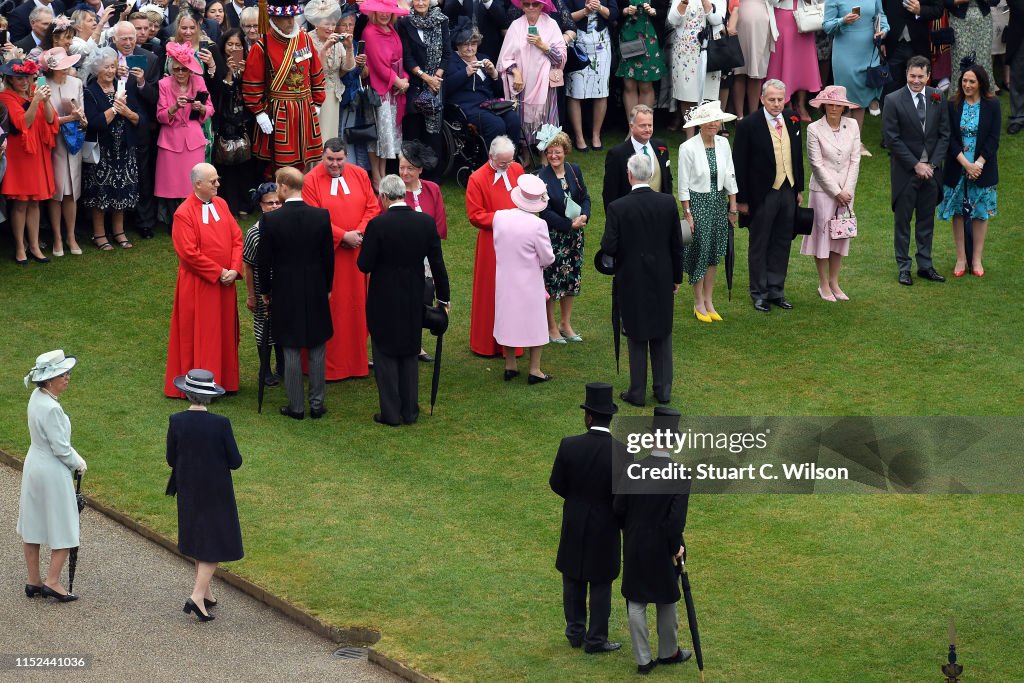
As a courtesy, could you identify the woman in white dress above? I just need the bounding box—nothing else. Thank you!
[305,0,354,142]
[17,351,87,603]
[667,0,725,135]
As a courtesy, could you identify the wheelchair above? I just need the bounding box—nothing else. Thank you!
[440,104,488,188]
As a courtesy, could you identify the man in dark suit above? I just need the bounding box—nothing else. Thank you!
[8,0,64,43]
[12,5,55,52]
[602,104,673,209]
[614,407,692,676]
[600,153,683,408]
[549,383,622,655]
[357,174,450,427]
[732,78,805,312]
[882,55,950,286]
[881,0,943,108]
[257,167,335,420]
[441,0,508,64]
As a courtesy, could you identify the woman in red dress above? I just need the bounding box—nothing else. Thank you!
[0,59,59,265]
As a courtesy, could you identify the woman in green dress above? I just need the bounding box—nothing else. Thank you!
[615,0,666,116]
[676,101,738,322]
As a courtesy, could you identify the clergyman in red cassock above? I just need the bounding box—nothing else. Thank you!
[164,163,244,397]
[302,139,381,380]
[465,137,524,357]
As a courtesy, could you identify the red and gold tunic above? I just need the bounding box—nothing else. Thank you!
[242,31,326,169]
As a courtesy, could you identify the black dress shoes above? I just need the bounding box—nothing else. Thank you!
[527,373,552,385]
[183,597,214,621]
[418,352,433,363]
[264,373,280,387]
[637,660,658,675]
[584,641,621,654]
[41,585,78,602]
[917,267,946,282]
[373,413,400,427]
[1009,122,1022,135]
[568,638,583,649]
[310,407,327,420]
[898,271,913,286]
[503,369,520,381]
[25,584,42,598]
[753,298,770,312]
[658,648,693,664]
[279,406,304,420]
[619,391,645,407]
[770,297,793,310]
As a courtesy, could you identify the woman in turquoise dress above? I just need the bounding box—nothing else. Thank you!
[938,64,1000,278]
[615,0,666,117]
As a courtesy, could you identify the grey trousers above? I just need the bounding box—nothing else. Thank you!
[282,344,326,414]
[626,600,678,666]
[893,175,939,273]
[748,183,796,300]
[625,334,672,405]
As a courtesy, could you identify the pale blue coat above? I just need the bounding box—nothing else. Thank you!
[824,0,891,106]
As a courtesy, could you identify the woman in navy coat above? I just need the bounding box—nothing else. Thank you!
[166,369,243,622]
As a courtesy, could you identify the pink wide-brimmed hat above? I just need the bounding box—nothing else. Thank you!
[809,85,860,110]
[511,0,556,12]
[39,47,82,72]
[165,42,203,75]
[359,0,411,16]
[511,174,549,213]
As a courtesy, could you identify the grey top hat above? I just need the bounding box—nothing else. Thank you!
[172,369,225,397]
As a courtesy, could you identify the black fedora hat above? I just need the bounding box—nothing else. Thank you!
[580,382,618,415]
[593,249,616,276]
[793,206,815,237]
[652,406,681,433]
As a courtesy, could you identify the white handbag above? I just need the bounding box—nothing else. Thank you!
[794,0,824,33]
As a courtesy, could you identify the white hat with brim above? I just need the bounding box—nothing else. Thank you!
[24,350,77,388]
[303,0,342,27]
[683,100,737,128]
[172,368,226,397]
[511,174,549,213]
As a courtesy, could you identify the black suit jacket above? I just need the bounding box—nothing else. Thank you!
[161,7,222,43]
[600,187,683,342]
[613,453,689,605]
[732,108,805,213]
[358,205,450,357]
[441,0,509,64]
[550,428,622,584]
[882,86,951,206]
[943,97,1001,188]
[8,0,65,43]
[14,33,38,54]
[396,14,452,115]
[602,137,673,210]
[257,200,336,349]
[125,46,161,141]
[882,0,943,57]
[225,1,243,28]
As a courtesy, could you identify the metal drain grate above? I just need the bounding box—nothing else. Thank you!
[333,647,369,661]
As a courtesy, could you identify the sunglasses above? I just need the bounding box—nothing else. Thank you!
[261,199,281,206]
[171,65,190,72]
[521,2,543,7]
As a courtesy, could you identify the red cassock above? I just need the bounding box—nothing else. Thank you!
[0,89,58,200]
[241,31,326,169]
[164,195,244,397]
[302,163,380,380]
[465,162,524,357]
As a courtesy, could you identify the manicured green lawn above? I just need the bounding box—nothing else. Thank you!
[1,113,1022,681]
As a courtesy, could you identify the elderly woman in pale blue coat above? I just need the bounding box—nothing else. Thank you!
[17,350,87,603]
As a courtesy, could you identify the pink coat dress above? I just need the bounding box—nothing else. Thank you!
[800,116,861,258]
[155,75,214,199]
[492,208,555,348]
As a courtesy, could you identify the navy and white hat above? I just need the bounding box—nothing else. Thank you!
[24,350,77,388]
[172,368,226,397]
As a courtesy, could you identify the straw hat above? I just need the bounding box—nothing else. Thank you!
[172,369,226,397]
[683,100,737,128]
[809,85,860,109]
[24,350,77,388]
[510,174,549,213]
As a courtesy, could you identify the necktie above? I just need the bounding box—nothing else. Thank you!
[330,175,350,196]
[201,201,220,225]
[774,118,783,136]
[916,93,926,128]
[641,145,650,157]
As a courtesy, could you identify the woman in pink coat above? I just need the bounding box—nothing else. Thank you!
[155,43,214,209]
[493,174,556,384]
[800,85,861,302]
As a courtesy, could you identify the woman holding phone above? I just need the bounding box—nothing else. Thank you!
[42,47,86,257]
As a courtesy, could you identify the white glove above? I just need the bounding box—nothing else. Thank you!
[315,105,321,118]
[256,112,273,135]
[77,460,88,474]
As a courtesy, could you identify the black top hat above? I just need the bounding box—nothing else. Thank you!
[580,382,618,415]
[793,206,815,237]
[651,406,681,434]
[593,249,616,276]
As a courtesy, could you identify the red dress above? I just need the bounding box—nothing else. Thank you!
[0,89,58,201]
[465,162,524,357]
[302,163,381,380]
[164,195,244,397]
[242,32,326,169]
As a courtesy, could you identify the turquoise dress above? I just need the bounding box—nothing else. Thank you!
[824,0,889,107]
[938,102,998,220]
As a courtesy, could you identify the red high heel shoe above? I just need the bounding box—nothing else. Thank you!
[953,264,967,277]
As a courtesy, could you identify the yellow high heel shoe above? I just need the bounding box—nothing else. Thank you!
[707,310,723,321]
[693,307,713,323]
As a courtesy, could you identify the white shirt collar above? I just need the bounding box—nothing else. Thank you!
[589,426,611,433]
[389,200,408,208]
[284,196,303,203]
[631,183,651,191]
[630,137,651,154]
[763,108,782,125]
[908,86,925,101]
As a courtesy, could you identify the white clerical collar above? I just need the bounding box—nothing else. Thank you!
[330,174,350,196]
[589,426,611,433]
[284,196,303,203]
[631,183,651,191]
[196,194,220,223]
[491,168,512,191]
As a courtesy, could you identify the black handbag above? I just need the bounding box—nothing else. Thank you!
[931,27,955,47]
[480,98,517,115]
[865,46,892,88]
[706,34,745,73]
[564,41,591,73]
[345,122,378,144]
[357,82,382,109]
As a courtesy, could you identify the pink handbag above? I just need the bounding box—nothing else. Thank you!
[827,207,857,240]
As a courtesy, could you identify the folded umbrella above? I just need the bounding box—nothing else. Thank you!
[422,302,449,415]
[257,331,270,414]
[611,276,621,374]
[680,559,706,681]
[962,174,975,267]
[726,223,735,301]
[68,471,85,594]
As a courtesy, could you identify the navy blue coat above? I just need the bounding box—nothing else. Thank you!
[943,97,1001,189]
[538,162,592,234]
[83,80,145,150]
[8,0,66,43]
[444,52,503,112]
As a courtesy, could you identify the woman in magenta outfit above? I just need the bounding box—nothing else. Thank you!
[155,43,214,206]
[361,0,411,188]
[765,0,822,120]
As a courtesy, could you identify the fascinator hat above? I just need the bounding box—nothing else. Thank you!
[535,123,562,152]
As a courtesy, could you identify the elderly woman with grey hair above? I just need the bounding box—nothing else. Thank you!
[166,369,243,622]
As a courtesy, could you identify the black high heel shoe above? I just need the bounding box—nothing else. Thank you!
[528,373,552,385]
[40,585,78,602]
[503,370,520,381]
[25,584,42,598]
[204,598,218,610]
[184,598,215,621]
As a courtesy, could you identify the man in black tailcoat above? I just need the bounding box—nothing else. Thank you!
[257,167,335,420]
[549,383,622,655]
[880,0,943,108]
[602,104,674,209]
[357,174,450,427]
[599,153,683,408]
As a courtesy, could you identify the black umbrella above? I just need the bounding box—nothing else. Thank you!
[429,333,443,415]
[422,303,449,415]
[680,559,706,681]
[726,222,736,301]
[962,174,975,267]
[611,276,621,374]
[68,471,85,594]
[257,329,270,414]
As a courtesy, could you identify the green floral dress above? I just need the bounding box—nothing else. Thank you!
[682,148,729,284]
[615,0,666,82]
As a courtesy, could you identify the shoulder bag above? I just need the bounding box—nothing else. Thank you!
[794,0,824,33]
[705,33,745,73]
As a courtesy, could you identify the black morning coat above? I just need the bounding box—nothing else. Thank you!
[943,97,1001,189]
[600,187,683,342]
[166,411,244,563]
[613,453,690,605]
[602,137,675,210]
[257,200,336,349]
[549,428,621,584]
[357,205,451,357]
[732,107,806,213]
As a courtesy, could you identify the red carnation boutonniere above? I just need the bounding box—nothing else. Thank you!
[657,146,667,154]
[789,115,800,124]
[930,91,941,103]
